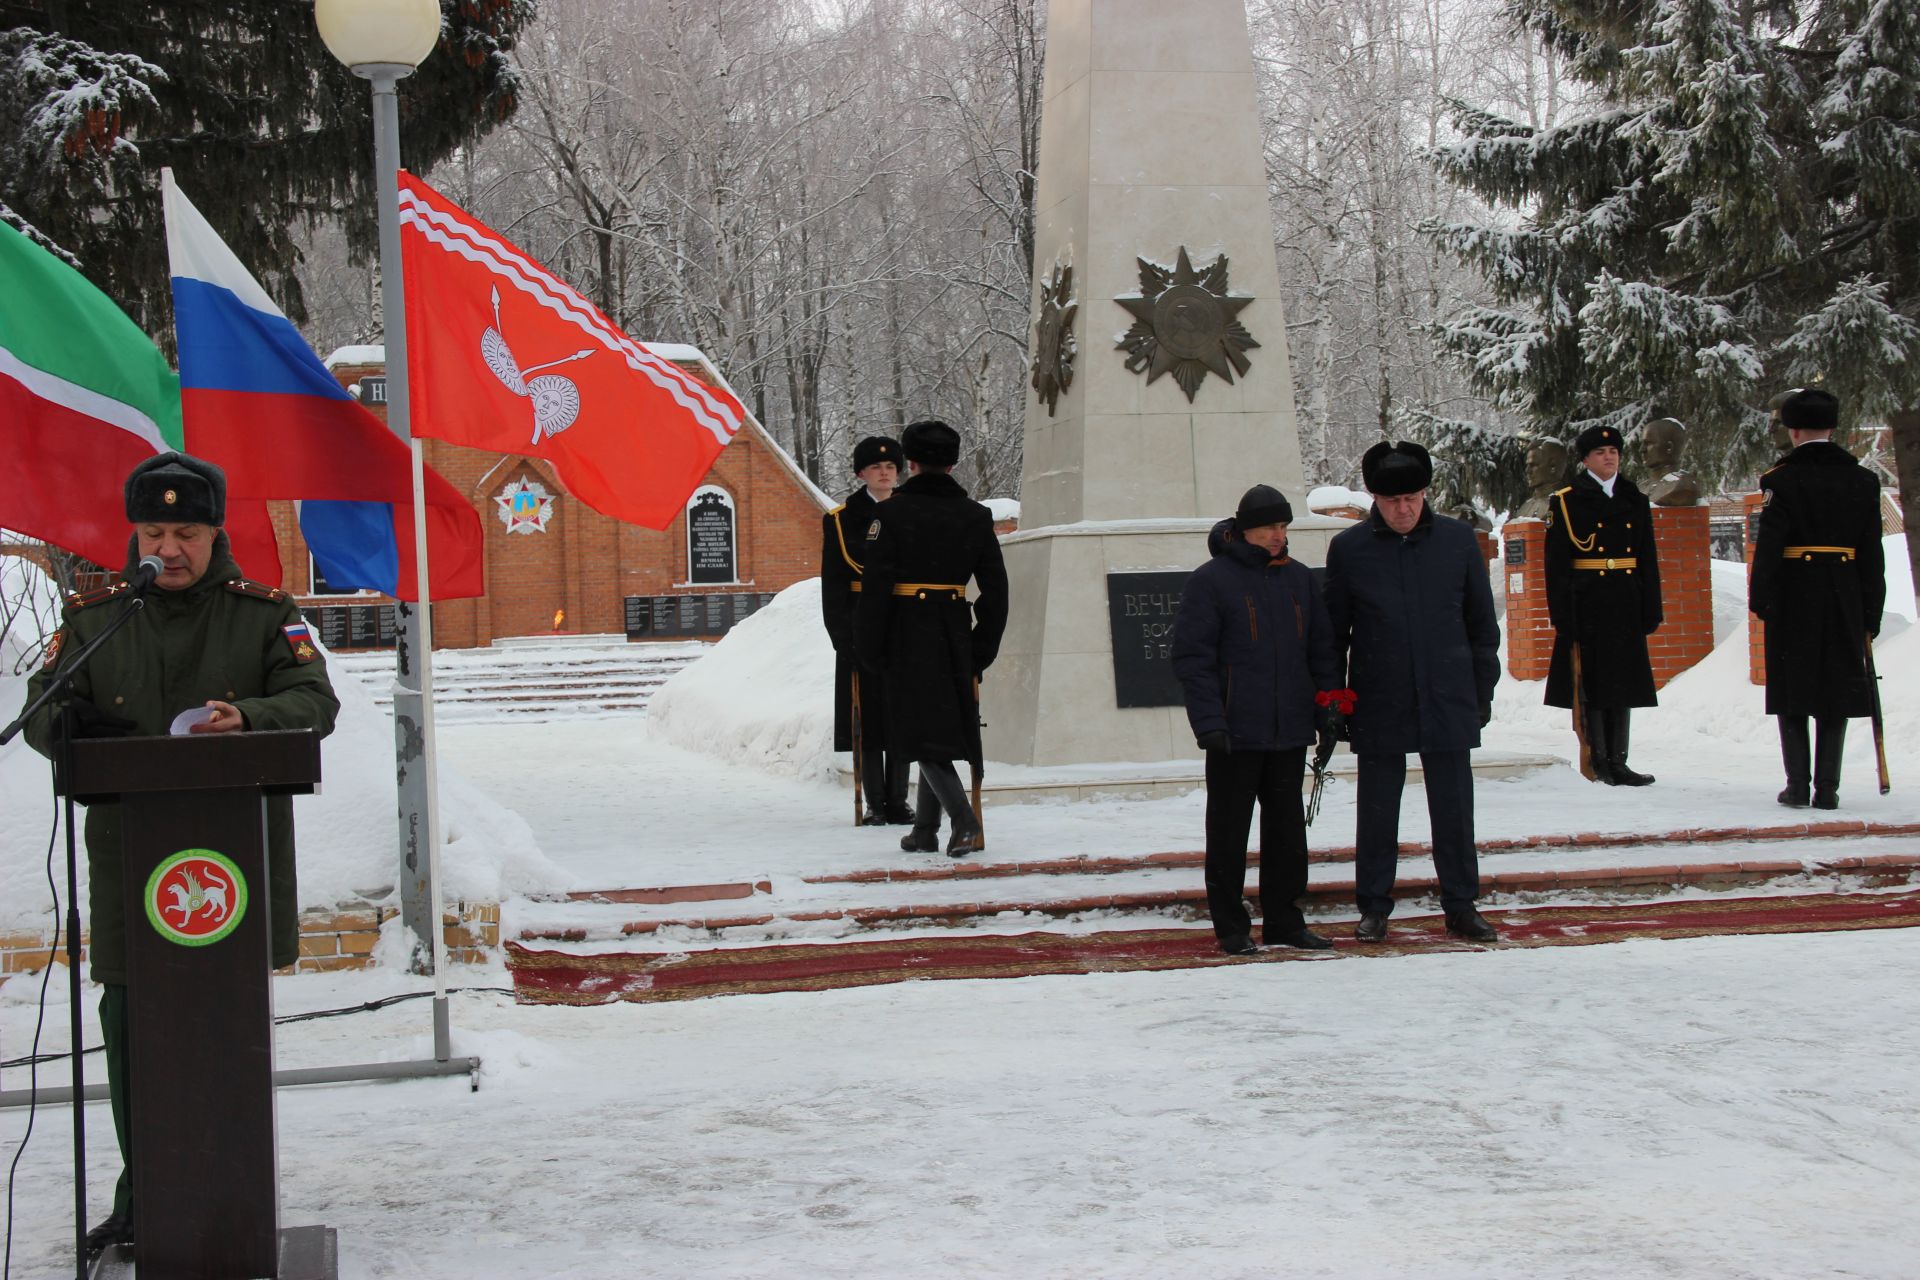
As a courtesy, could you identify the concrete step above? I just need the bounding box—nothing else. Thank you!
[327,638,706,720]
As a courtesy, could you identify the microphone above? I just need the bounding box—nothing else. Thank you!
[131,555,166,591]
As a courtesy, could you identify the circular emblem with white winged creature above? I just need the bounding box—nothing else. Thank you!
[144,849,248,947]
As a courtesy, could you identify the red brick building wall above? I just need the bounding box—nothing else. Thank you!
[281,358,828,648]
[1504,519,1552,681]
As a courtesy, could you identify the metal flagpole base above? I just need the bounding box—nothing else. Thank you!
[0,1056,481,1109]
[90,1224,338,1280]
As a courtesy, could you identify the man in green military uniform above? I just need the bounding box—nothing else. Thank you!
[1543,424,1664,785]
[21,451,339,1256]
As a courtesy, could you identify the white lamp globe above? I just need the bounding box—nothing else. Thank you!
[315,0,443,70]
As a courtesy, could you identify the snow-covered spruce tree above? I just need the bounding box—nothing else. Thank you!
[0,0,535,335]
[1417,0,1920,545]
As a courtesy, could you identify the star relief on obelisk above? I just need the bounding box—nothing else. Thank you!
[1114,246,1259,402]
[1029,260,1078,416]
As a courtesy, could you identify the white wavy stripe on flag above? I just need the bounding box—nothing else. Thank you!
[0,343,169,452]
[399,192,739,446]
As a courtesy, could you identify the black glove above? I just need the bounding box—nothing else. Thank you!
[1312,723,1338,772]
[1478,702,1494,729]
[65,700,137,740]
[1196,730,1231,754]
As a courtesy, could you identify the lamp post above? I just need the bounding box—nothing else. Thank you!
[315,0,451,1060]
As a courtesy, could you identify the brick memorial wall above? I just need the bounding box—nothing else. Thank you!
[1503,519,1552,680]
[1648,505,1714,687]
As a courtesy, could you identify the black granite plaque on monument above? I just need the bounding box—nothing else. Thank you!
[687,491,736,585]
[1505,538,1527,566]
[703,595,725,632]
[376,605,399,647]
[624,596,651,639]
[652,596,676,634]
[1105,571,1190,709]
[678,595,700,633]
[730,593,753,624]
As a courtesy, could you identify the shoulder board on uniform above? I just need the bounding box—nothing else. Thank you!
[65,580,133,610]
[1760,462,1784,478]
[224,578,290,603]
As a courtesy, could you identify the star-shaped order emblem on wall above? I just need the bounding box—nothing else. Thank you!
[1029,261,1078,416]
[1114,247,1259,402]
[496,477,555,535]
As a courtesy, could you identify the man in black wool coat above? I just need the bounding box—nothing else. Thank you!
[1325,441,1502,944]
[1748,387,1886,810]
[855,419,1009,857]
[1542,423,1664,786]
[1172,484,1343,956]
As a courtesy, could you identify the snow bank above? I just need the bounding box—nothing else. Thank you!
[645,578,839,782]
[1308,484,1369,512]
[982,497,1021,523]
[0,640,573,934]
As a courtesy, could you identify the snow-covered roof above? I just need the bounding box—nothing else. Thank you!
[1308,484,1370,510]
[323,344,386,369]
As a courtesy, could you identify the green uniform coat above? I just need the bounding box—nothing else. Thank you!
[21,535,340,983]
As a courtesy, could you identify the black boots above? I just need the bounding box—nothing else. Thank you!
[1354,913,1389,942]
[1778,717,1811,807]
[899,774,941,852]
[899,763,984,856]
[85,1209,134,1258]
[1584,706,1652,785]
[883,754,913,823]
[858,749,890,826]
[918,760,983,857]
[1582,705,1616,784]
[1813,717,1847,810]
[1778,717,1846,809]
[1605,709,1654,786]
[1445,908,1501,942]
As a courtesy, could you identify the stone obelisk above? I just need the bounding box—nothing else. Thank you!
[983,0,1341,768]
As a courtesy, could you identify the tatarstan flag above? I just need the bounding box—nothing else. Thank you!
[0,221,282,582]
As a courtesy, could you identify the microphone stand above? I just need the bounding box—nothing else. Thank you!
[1,582,150,1280]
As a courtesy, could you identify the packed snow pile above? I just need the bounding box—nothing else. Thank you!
[646,577,839,782]
[981,497,1021,524]
[0,631,573,934]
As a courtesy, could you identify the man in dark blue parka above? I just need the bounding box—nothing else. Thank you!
[1325,442,1502,943]
[1172,484,1342,955]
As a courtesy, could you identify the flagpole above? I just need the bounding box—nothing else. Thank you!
[367,65,451,1059]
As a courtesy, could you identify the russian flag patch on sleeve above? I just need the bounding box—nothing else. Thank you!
[282,621,319,664]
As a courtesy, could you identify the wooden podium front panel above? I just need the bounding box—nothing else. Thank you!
[122,786,280,1279]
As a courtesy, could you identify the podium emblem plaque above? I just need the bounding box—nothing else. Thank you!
[145,848,248,946]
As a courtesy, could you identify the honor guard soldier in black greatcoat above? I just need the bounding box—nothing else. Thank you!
[854,419,1009,856]
[1543,424,1664,785]
[822,435,912,824]
[1748,387,1886,809]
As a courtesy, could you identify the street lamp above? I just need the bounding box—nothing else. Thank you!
[314,0,452,1059]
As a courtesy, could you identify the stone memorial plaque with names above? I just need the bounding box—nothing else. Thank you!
[1105,572,1190,709]
[1505,538,1527,566]
[624,597,651,639]
[687,490,736,585]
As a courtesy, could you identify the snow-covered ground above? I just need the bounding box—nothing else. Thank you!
[4,541,1919,1277]
[4,927,1919,1277]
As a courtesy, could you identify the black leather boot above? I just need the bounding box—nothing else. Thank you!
[1607,708,1654,786]
[858,749,890,825]
[1583,704,1616,784]
[1812,717,1847,810]
[1777,716,1811,808]
[882,754,914,823]
[899,774,941,852]
[919,760,983,857]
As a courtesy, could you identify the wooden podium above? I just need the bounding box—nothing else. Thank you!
[66,730,331,1280]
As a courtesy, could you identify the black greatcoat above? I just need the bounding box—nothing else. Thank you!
[1543,471,1663,709]
[1324,505,1501,755]
[854,470,1009,768]
[821,486,885,752]
[1748,440,1886,718]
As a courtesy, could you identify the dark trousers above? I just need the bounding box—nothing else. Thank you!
[1203,747,1309,943]
[100,982,132,1220]
[1355,749,1479,916]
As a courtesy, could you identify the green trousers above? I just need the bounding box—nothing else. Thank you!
[98,983,132,1221]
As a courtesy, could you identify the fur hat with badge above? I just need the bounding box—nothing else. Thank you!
[1777,387,1839,432]
[901,418,961,469]
[1234,483,1293,530]
[125,451,226,525]
[1360,439,1433,496]
[1574,424,1624,459]
[851,435,903,472]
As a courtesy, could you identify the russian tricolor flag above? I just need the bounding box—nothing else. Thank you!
[162,170,484,600]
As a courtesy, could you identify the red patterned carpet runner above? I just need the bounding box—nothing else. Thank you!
[505,890,1920,1006]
